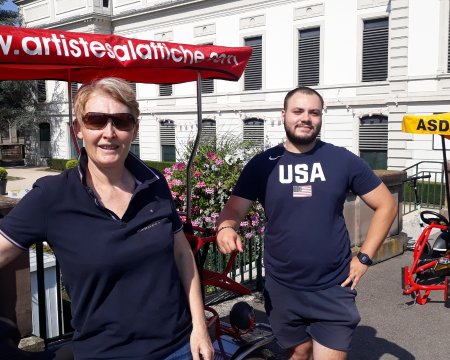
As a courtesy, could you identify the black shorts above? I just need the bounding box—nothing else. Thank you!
[263,275,361,352]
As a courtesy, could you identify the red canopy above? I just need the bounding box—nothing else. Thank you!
[0,26,252,83]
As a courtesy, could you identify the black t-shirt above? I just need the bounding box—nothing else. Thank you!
[233,141,382,290]
[0,150,191,359]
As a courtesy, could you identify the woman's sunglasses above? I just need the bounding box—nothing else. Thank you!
[81,112,136,131]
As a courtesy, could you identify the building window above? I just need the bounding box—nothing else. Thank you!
[201,119,216,144]
[201,77,214,94]
[71,82,79,98]
[130,129,140,157]
[243,118,264,147]
[298,27,320,86]
[39,123,51,158]
[362,18,389,82]
[160,120,176,161]
[37,80,46,103]
[103,0,109,7]
[359,115,388,169]
[159,84,173,97]
[128,81,137,94]
[244,36,262,91]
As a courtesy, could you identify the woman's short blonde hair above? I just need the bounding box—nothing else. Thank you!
[73,77,140,121]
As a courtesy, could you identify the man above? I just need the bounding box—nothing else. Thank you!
[216,86,397,360]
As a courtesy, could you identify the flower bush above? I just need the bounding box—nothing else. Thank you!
[164,135,266,245]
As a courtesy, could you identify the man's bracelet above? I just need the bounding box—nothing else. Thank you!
[216,225,236,234]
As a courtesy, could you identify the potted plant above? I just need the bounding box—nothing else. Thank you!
[0,167,8,195]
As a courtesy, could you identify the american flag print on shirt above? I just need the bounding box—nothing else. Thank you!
[293,185,312,198]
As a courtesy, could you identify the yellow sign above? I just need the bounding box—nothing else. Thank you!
[402,113,450,135]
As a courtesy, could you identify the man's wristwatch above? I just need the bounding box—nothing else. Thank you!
[357,252,373,266]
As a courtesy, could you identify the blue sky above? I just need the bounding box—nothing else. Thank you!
[1,0,18,11]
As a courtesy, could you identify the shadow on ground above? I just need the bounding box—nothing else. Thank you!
[349,326,414,360]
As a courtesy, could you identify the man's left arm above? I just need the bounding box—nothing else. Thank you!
[341,182,398,289]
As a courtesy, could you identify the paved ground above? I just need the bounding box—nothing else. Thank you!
[5,166,58,197]
[4,167,449,359]
[209,212,449,359]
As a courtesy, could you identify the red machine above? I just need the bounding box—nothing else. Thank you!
[402,210,450,304]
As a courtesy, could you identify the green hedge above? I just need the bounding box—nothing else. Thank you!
[403,182,446,207]
[47,158,70,171]
[48,158,175,173]
[143,160,175,172]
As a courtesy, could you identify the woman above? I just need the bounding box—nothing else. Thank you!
[0,78,213,360]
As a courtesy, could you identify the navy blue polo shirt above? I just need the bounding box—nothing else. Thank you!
[233,141,381,291]
[0,149,192,359]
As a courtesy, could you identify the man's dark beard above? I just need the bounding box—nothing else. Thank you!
[284,123,321,146]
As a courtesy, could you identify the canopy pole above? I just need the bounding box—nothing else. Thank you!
[67,72,80,157]
[186,72,203,220]
[441,135,450,218]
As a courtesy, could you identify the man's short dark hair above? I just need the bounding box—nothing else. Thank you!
[283,86,324,110]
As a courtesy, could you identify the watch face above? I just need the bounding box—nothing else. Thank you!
[358,252,372,265]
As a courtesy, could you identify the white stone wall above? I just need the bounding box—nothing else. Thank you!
[13,0,450,171]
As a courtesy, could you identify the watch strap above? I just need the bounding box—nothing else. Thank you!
[357,252,373,266]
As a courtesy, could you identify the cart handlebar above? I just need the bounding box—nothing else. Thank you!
[403,174,431,183]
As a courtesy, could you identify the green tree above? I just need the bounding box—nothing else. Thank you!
[0,0,18,26]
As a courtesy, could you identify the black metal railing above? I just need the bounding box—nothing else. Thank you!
[402,161,446,215]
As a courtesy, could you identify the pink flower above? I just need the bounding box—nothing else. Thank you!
[205,188,214,194]
[207,152,217,160]
[194,171,202,178]
[179,194,186,201]
[245,233,253,239]
[173,162,186,171]
[171,191,178,197]
[215,158,224,165]
[196,182,206,188]
[192,220,200,227]
[240,221,249,227]
[164,168,173,175]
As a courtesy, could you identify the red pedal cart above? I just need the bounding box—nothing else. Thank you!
[401,114,450,305]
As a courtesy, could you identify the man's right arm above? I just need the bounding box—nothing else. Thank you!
[0,235,23,267]
[216,195,254,254]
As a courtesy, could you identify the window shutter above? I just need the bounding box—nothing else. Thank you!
[71,82,79,97]
[244,37,262,90]
[37,80,46,103]
[359,115,388,169]
[159,84,173,96]
[243,118,264,146]
[128,81,137,93]
[201,78,214,94]
[201,119,216,143]
[298,28,320,86]
[160,120,175,145]
[362,18,389,82]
